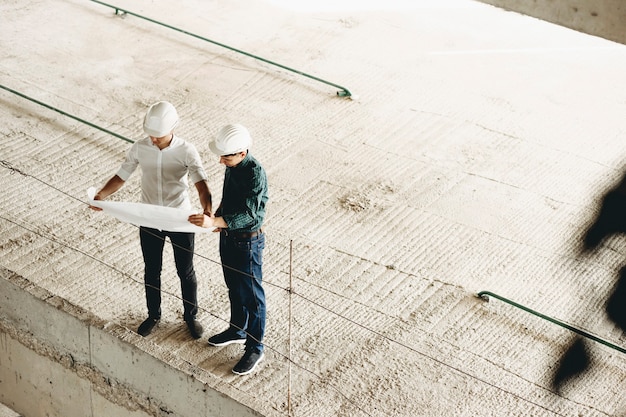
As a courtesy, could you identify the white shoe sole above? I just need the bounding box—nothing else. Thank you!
[208,338,246,347]
[232,352,265,376]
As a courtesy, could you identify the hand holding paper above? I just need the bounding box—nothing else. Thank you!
[87,187,211,233]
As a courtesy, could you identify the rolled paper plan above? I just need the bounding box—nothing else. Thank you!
[87,187,210,233]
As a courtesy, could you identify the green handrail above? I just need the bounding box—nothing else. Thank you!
[0,84,134,144]
[88,0,353,98]
[477,290,626,355]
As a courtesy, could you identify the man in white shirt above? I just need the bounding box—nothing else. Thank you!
[90,101,212,339]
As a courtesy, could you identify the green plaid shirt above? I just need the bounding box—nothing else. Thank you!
[216,153,268,232]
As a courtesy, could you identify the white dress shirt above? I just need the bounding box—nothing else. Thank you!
[116,135,208,209]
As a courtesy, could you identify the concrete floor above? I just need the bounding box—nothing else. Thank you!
[1,0,626,415]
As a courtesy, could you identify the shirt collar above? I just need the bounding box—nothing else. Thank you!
[231,152,252,169]
[148,134,181,150]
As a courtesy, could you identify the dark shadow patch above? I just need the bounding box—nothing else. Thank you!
[551,336,590,392]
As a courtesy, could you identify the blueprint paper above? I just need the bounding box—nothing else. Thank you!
[87,187,209,233]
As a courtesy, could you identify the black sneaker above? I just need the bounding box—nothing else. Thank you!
[137,317,159,337]
[208,329,246,347]
[186,319,204,339]
[233,348,264,375]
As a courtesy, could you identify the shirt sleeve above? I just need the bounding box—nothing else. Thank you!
[222,166,266,230]
[116,142,139,181]
[186,144,208,184]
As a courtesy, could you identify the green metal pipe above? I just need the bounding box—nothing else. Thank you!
[477,290,626,355]
[0,84,134,143]
[88,0,352,98]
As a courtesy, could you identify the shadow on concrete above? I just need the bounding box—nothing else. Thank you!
[552,172,626,391]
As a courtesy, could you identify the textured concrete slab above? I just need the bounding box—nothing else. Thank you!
[0,402,20,417]
[1,0,626,416]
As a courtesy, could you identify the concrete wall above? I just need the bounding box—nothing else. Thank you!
[477,0,626,45]
[0,267,262,417]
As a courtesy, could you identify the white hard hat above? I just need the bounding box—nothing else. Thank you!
[143,101,179,137]
[209,124,252,155]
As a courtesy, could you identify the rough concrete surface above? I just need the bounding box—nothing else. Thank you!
[1,0,626,416]
[478,0,626,45]
[0,402,20,417]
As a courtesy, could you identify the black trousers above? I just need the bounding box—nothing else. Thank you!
[139,227,198,320]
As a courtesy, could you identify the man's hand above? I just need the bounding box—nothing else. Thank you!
[188,213,214,228]
[89,176,125,212]
[89,194,103,211]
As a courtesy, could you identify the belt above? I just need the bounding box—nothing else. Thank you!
[221,229,262,239]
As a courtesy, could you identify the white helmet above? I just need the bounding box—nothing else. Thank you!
[209,124,252,155]
[143,101,179,137]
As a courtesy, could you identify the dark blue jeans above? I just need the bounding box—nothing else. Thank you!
[220,231,266,352]
[139,227,198,321]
